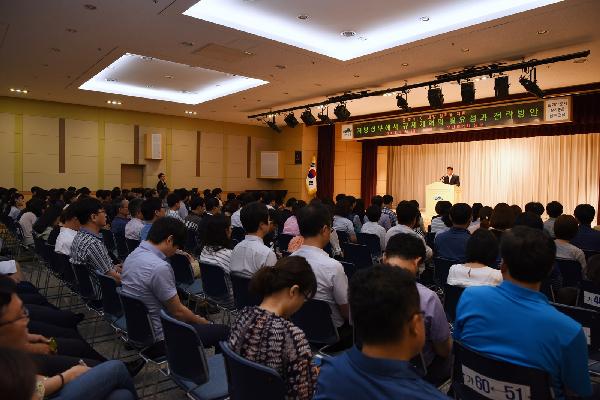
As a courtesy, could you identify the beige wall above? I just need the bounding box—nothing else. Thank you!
[0,96,277,192]
[376,146,388,196]
[334,124,362,198]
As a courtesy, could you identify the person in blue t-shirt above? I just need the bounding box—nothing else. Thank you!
[454,226,592,398]
[313,265,448,400]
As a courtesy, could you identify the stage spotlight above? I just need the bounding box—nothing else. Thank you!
[266,116,282,133]
[494,76,510,98]
[460,82,476,104]
[300,108,317,126]
[519,73,545,98]
[334,103,351,121]
[318,108,332,124]
[427,86,444,108]
[396,92,410,111]
[284,112,299,128]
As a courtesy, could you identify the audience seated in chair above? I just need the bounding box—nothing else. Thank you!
[139,197,165,241]
[292,203,351,342]
[381,194,398,227]
[124,198,144,242]
[467,203,483,233]
[69,197,122,285]
[165,193,183,221]
[384,233,452,385]
[332,198,357,243]
[489,203,515,241]
[19,198,45,247]
[554,214,587,273]
[385,201,433,260]
[434,203,472,263]
[430,200,452,235]
[453,226,592,398]
[282,200,306,237]
[571,204,600,252]
[110,197,130,237]
[360,205,386,251]
[447,229,502,287]
[33,205,62,242]
[544,201,563,238]
[314,265,448,399]
[121,217,229,351]
[184,196,205,230]
[229,256,319,400]
[364,195,392,231]
[514,211,544,230]
[54,204,81,256]
[230,202,277,278]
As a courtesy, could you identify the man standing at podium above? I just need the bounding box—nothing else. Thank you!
[441,167,460,186]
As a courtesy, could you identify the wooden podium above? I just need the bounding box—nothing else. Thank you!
[425,182,462,217]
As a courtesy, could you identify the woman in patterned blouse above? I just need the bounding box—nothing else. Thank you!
[228,256,319,400]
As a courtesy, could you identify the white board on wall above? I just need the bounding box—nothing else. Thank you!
[257,151,284,179]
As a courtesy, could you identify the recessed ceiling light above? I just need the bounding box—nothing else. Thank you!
[10,88,28,94]
[51,47,61,52]
[340,30,356,37]
[106,100,121,105]
[353,74,360,78]
[401,62,409,67]
[185,110,197,115]
[164,75,174,79]
[461,47,470,52]
[84,4,97,10]
[537,29,548,35]
[283,92,289,95]
[180,41,194,46]
[573,58,587,63]
[66,28,78,33]
[275,64,286,69]
[420,16,430,22]
[297,14,310,20]
[243,51,254,56]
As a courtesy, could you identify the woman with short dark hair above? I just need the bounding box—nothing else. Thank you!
[447,229,502,287]
[554,214,586,271]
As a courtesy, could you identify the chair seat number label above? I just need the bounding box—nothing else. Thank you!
[462,366,531,399]
[583,292,600,308]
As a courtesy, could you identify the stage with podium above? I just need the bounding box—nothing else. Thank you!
[425,182,462,220]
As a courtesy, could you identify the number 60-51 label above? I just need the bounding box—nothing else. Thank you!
[462,366,532,399]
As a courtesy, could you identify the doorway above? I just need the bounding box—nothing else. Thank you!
[121,164,144,189]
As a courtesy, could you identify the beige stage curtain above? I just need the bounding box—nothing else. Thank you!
[387,133,600,223]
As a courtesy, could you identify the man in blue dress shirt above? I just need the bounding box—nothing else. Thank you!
[571,204,600,252]
[434,203,472,263]
[454,226,592,398]
[314,265,448,399]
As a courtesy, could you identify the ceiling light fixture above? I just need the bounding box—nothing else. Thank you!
[427,86,444,108]
[460,81,476,104]
[10,88,28,94]
[537,29,548,35]
[340,30,356,37]
[266,116,282,133]
[519,68,544,98]
[300,109,317,126]
[185,110,197,115]
[334,103,351,121]
[401,63,409,67]
[106,100,122,105]
[494,75,510,98]
[275,65,286,69]
[66,28,78,33]
[297,14,310,20]
[396,92,410,111]
[284,112,299,128]
[243,51,254,56]
[318,108,332,124]
[84,4,97,10]
[461,47,470,53]
[419,16,430,22]
[180,41,194,46]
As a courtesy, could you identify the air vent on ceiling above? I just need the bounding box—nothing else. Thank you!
[192,43,254,63]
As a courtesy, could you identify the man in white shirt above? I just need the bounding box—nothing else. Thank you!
[361,205,386,252]
[292,203,349,331]
[124,198,145,241]
[230,202,277,278]
[54,203,81,256]
[385,201,433,260]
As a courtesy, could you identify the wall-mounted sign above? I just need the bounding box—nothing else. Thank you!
[145,132,163,159]
[341,124,354,140]
[349,96,571,140]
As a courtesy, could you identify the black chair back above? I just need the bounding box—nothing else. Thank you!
[95,271,123,319]
[290,299,339,346]
[33,235,51,264]
[276,233,294,253]
[335,230,350,244]
[356,232,382,258]
[425,232,436,250]
[200,262,230,302]
[580,280,600,311]
[221,341,285,400]
[584,250,600,260]
[117,288,156,348]
[114,233,129,260]
[443,284,465,322]
[340,261,357,280]
[231,227,246,244]
[170,253,195,285]
[71,263,96,301]
[46,244,64,276]
[231,274,261,309]
[434,257,457,287]
[184,229,198,253]
[159,310,210,386]
[452,341,553,400]
[100,229,116,252]
[552,302,600,353]
[342,242,373,269]
[126,239,140,252]
[555,259,583,287]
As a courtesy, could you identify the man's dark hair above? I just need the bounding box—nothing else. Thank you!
[447,166,453,171]
[524,202,545,216]
[158,172,165,179]
[263,191,275,205]
[334,198,351,218]
[472,203,483,221]
[128,198,143,218]
[434,200,452,216]
[147,217,187,248]
[166,193,180,208]
[554,215,579,241]
[190,196,205,211]
[350,265,420,344]
[385,233,426,261]
[285,197,297,208]
[297,203,331,238]
[546,201,563,218]
[366,205,382,223]
[141,197,162,221]
[335,193,346,204]
[466,229,499,266]
[501,226,555,283]
[202,215,232,251]
[450,203,472,226]
[574,204,596,225]
[514,211,544,230]
[396,201,418,226]
[205,197,220,212]
[382,195,393,205]
[212,187,222,196]
[74,197,103,225]
[240,201,269,233]
[60,201,79,223]
[371,195,383,208]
